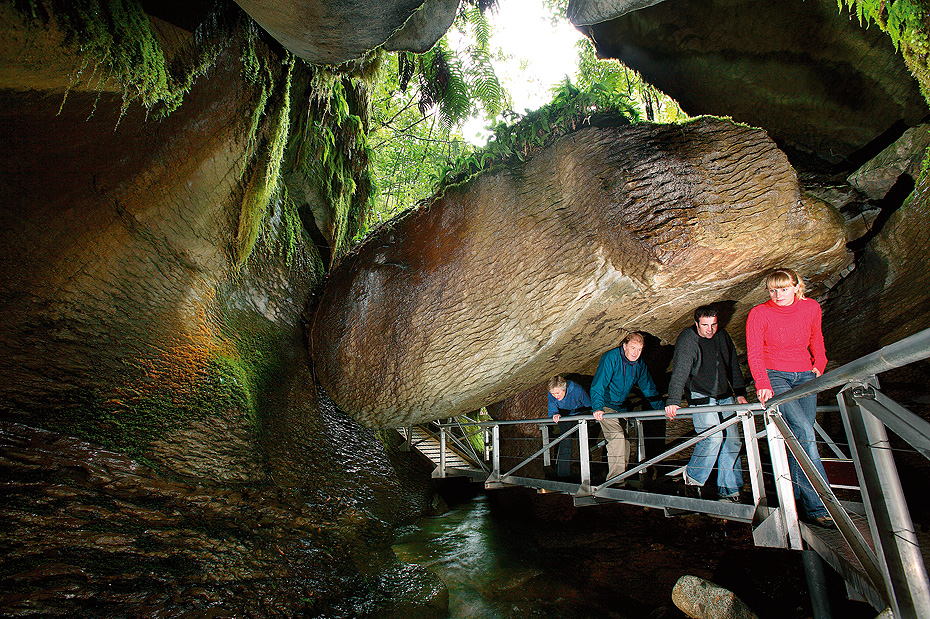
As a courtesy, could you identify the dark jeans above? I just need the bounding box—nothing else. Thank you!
[768,369,829,519]
[553,421,579,477]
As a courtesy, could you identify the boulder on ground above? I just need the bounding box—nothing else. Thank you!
[672,575,759,619]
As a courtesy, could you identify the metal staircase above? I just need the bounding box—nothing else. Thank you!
[397,419,487,480]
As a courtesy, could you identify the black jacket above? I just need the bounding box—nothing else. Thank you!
[666,326,746,407]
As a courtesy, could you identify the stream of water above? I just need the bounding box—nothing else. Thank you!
[392,494,639,619]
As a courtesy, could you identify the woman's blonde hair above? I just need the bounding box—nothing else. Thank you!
[548,375,567,391]
[765,268,806,299]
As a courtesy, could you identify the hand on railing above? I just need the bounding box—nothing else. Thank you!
[665,404,679,420]
[552,414,561,424]
[757,389,774,405]
[593,410,604,421]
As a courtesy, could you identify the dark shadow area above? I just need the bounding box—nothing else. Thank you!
[298,201,333,266]
[847,173,916,253]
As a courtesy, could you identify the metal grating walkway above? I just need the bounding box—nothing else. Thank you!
[398,425,485,478]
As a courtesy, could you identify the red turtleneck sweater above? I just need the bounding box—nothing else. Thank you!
[746,297,827,391]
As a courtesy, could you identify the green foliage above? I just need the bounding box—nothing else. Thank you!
[452,3,506,120]
[433,79,639,190]
[369,52,474,227]
[290,60,378,261]
[366,6,508,228]
[236,45,295,267]
[13,0,238,117]
[575,38,686,123]
[838,0,929,53]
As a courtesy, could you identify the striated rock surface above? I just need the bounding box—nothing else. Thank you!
[821,168,930,364]
[847,124,930,201]
[312,117,848,427]
[0,421,445,617]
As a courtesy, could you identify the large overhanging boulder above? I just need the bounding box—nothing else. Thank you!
[576,0,927,165]
[233,0,457,64]
[311,117,848,427]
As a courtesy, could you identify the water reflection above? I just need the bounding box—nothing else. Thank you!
[392,495,633,619]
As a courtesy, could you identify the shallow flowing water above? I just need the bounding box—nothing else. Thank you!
[392,494,637,619]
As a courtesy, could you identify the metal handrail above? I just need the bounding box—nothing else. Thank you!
[427,327,930,618]
[766,326,930,410]
[442,402,764,429]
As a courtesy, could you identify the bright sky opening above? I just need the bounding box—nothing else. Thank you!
[463,0,584,144]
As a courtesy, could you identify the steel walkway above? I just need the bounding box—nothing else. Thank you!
[409,327,930,619]
[397,420,487,481]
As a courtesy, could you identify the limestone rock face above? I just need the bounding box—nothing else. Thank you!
[0,13,441,616]
[311,117,848,427]
[822,169,930,364]
[580,0,927,164]
[567,0,665,26]
[847,124,930,201]
[233,0,456,63]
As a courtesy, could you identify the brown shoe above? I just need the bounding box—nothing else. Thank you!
[808,515,837,530]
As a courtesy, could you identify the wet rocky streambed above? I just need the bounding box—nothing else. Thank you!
[393,485,878,619]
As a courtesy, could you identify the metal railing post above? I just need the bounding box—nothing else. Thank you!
[765,408,803,549]
[740,410,766,507]
[438,426,447,479]
[838,383,930,619]
[541,424,552,466]
[577,420,591,495]
[770,411,887,600]
[490,424,501,482]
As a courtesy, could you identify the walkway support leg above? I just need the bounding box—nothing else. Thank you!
[741,410,766,507]
[770,411,887,600]
[541,425,552,467]
[803,550,833,619]
[764,410,803,549]
[438,426,447,479]
[577,420,591,496]
[838,384,930,619]
[488,424,501,485]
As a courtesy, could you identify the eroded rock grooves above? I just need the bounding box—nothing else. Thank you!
[312,118,847,428]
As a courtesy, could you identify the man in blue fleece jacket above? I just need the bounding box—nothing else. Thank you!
[547,375,591,479]
[590,332,664,483]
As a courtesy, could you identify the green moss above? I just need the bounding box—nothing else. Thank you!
[236,52,295,266]
[287,57,380,264]
[12,0,239,117]
[839,0,930,105]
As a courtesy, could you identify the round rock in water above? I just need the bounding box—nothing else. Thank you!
[671,575,758,619]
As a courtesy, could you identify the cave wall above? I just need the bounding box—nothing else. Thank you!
[0,8,443,616]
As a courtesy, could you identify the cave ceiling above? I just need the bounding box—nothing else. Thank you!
[231,0,928,170]
[570,0,928,168]
[232,0,457,63]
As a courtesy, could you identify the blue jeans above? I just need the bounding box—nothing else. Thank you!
[685,394,743,497]
[768,369,829,519]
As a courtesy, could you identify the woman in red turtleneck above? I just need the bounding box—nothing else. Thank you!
[746,268,833,528]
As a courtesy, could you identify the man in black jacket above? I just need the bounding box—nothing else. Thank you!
[665,306,748,501]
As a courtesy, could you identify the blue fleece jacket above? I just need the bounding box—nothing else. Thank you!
[547,379,591,417]
[590,347,663,412]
